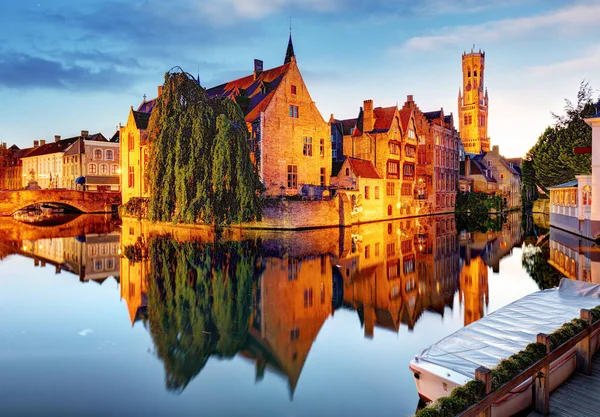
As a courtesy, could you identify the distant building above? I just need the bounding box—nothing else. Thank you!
[0,144,34,190]
[458,49,490,154]
[478,146,522,209]
[20,131,115,190]
[63,132,120,191]
[460,155,498,194]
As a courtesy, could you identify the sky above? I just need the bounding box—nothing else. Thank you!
[0,0,599,158]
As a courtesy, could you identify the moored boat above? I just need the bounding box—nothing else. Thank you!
[410,279,600,416]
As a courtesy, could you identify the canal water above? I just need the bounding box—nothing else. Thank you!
[0,212,572,417]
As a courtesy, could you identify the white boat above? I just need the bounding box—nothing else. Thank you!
[410,279,600,416]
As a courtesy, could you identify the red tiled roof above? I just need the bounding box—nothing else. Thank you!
[340,118,357,135]
[348,157,381,179]
[373,106,397,132]
[399,108,412,132]
[206,63,291,123]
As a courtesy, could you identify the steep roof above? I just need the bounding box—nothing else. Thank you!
[133,110,151,130]
[137,98,157,114]
[373,106,397,133]
[206,63,291,123]
[423,110,442,120]
[284,34,295,64]
[399,108,412,132]
[470,159,497,183]
[347,157,381,179]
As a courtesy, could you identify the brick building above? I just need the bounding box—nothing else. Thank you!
[120,102,154,204]
[458,49,490,154]
[206,36,331,197]
[423,108,461,213]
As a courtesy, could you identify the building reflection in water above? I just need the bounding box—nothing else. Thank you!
[548,227,600,284]
[1,215,121,283]
[0,213,525,397]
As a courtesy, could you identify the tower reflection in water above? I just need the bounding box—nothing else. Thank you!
[1,212,525,397]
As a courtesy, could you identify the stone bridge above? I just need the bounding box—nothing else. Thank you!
[0,190,121,216]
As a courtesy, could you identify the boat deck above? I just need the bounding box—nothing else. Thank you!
[529,353,600,417]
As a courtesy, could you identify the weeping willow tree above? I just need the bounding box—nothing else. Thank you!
[146,69,263,226]
[146,237,263,392]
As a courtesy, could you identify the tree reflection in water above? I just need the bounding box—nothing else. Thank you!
[146,237,263,392]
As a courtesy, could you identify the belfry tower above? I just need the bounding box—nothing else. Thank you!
[458,49,489,154]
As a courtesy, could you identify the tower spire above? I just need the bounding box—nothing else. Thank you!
[284,18,295,64]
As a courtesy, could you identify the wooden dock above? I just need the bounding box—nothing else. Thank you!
[529,353,600,417]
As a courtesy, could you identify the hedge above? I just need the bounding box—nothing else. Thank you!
[415,305,600,417]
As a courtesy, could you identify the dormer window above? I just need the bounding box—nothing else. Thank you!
[291,85,297,95]
[350,127,355,134]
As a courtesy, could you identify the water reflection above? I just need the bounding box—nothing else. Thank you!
[1,212,539,410]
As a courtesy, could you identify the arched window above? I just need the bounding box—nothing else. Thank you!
[583,186,592,206]
[467,67,471,77]
[100,164,108,175]
[89,163,97,174]
[474,70,478,77]
[106,150,114,160]
[345,168,350,176]
[111,165,118,175]
[388,205,392,216]
[94,149,102,160]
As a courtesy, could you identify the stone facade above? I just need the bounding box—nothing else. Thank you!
[120,105,152,204]
[63,135,120,191]
[479,145,522,209]
[206,40,330,197]
[423,109,461,213]
[458,49,490,154]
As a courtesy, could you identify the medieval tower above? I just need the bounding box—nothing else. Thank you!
[458,49,489,154]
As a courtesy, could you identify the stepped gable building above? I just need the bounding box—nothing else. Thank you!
[423,109,460,213]
[458,49,489,154]
[336,96,428,219]
[476,146,522,209]
[206,35,331,197]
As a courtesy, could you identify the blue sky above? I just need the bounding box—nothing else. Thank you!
[0,0,598,158]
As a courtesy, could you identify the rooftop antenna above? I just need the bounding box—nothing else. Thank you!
[143,94,146,102]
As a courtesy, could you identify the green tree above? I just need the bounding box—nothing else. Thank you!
[146,237,264,392]
[526,82,598,195]
[520,156,538,209]
[146,69,263,226]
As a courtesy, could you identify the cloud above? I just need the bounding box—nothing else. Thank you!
[527,45,600,78]
[0,51,135,91]
[198,0,339,21]
[394,2,600,53]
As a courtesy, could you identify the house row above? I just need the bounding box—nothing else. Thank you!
[121,36,472,220]
[549,101,600,240]
[459,146,522,210]
[0,130,120,191]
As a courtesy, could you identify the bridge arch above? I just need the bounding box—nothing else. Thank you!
[0,190,121,216]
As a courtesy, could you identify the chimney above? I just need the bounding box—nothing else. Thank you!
[81,130,89,138]
[34,140,39,148]
[40,140,46,146]
[492,145,499,154]
[363,99,374,132]
[54,135,61,142]
[253,59,263,80]
[407,94,414,102]
[465,155,471,177]
[158,85,163,96]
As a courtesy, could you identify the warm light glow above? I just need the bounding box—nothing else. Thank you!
[117,168,122,175]
[23,246,27,251]
[39,244,43,249]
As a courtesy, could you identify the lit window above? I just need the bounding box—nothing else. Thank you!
[320,138,325,157]
[100,164,108,175]
[94,149,102,160]
[106,150,114,160]
[287,165,297,188]
[303,137,313,156]
[89,164,97,174]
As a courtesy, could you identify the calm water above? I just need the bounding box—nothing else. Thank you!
[0,212,567,417]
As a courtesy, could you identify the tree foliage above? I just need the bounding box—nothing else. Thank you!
[525,81,598,197]
[146,70,263,226]
[146,237,264,392]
